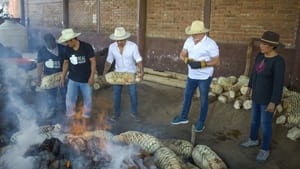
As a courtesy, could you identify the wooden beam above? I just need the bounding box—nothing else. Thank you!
[144,67,187,81]
[143,74,186,88]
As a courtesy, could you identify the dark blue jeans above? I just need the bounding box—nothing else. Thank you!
[249,101,274,151]
[113,84,137,116]
[45,86,66,113]
[180,77,212,124]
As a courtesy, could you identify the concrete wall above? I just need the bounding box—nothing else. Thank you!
[23,0,300,90]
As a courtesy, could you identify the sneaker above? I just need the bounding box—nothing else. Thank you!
[195,126,205,133]
[195,122,205,133]
[171,116,189,125]
[240,138,259,148]
[130,113,141,122]
[110,115,120,122]
[256,149,270,163]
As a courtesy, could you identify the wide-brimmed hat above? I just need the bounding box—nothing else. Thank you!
[109,27,131,41]
[185,20,210,35]
[257,31,284,47]
[57,28,81,43]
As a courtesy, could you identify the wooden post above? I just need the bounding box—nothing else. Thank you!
[191,124,196,146]
[63,0,69,28]
[291,13,300,91]
[204,0,211,35]
[244,38,254,76]
[137,0,147,56]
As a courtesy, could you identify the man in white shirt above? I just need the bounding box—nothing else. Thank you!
[103,27,144,121]
[171,20,220,133]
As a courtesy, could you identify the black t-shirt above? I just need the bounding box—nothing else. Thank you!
[64,41,95,83]
[37,44,67,75]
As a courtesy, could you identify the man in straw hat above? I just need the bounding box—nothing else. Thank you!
[171,20,220,133]
[58,28,96,124]
[103,27,144,122]
[240,31,285,162]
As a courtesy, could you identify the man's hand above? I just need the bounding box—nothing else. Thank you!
[59,77,65,87]
[187,60,207,69]
[183,57,189,64]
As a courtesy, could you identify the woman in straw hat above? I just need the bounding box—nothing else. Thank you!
[240,31,285,162]
[171,20,220,133]
[58,28,96,122]
[103,27,144,122]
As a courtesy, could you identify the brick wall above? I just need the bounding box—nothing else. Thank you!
[99,0,137,34]
[210,0,299,47]
[23,0,300,88]
[69,0,97,31]
[25,0,299,47]
[25,0,63,28]
[146,0,204,39]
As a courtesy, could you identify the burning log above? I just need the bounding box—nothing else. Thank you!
[24,138,73,169]
[82,129,113,141]
[192,145,228,169]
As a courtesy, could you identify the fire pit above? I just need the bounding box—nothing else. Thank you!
[3,122,228,169]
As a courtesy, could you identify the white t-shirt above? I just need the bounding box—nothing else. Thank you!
[183,35,219,80]
[106,40,142,73]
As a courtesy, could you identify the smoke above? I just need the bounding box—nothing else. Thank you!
[0,56,145,169]
[0,61,42,169]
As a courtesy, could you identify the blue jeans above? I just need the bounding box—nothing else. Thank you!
[113,84,137,116]
[180,77,212,124]
[66,79,92,118]
[249,101,273,151]
[45,86,66,113]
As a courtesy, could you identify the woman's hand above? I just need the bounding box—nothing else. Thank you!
[266,102,276,113]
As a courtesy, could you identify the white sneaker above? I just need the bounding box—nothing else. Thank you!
[256,149,270,163]
[240,138,259,147]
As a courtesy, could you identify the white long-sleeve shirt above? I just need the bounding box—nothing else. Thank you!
[106,40,142,73]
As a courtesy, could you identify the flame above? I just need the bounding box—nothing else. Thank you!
[67,100,112,137]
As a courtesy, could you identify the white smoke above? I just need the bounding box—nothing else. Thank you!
[104,142,141,169]
[0,61,42,169]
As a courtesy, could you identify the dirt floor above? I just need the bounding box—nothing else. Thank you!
[91,81,300,169]
[1,80,299,169]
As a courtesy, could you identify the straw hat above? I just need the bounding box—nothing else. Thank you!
[258,31,284,47]
[109,27,131,41]
[185,20,210,35]
[57,28,81,43]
